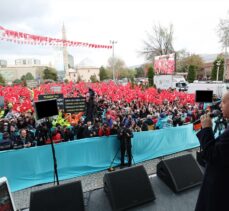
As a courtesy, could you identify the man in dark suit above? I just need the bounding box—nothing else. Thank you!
[195,91,229,211]
[117,125,133,167]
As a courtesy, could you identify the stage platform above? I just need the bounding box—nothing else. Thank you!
[16,175,200,211]
[19,174,200,211]
[83,174,200,211]
[12,149,200,211]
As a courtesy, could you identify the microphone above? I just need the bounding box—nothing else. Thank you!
[209,109,221,118]
[193,110,221,125]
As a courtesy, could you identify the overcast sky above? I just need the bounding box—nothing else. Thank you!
[0,0,228,70]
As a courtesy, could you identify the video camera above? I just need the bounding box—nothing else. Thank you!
[193,90,222,131]
[195,90,221,112]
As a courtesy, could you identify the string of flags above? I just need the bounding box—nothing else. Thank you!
[0,25,112,49]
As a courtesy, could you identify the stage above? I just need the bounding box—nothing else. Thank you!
[17,174,200,211]
[82,174,200,211]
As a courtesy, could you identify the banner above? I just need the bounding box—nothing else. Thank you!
[64,97,86,113]
[38,94,64,109]
[50,86,62,93]
[26,80,38,89]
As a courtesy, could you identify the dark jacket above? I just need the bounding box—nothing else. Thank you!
[195,127,229,211]
[0,137,12,151]
[82,126,94,138]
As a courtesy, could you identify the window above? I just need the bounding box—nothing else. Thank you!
[23,60,26,65]
[176,82,186,88]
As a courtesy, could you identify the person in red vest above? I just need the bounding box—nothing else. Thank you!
[98,122,110,136]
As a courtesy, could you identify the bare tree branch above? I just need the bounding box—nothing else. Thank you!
[217,11,229,48]
[141,23,175,62]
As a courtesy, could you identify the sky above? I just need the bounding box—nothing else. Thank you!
[0,0,228,70]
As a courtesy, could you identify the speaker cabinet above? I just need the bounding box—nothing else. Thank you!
[157,154,203,193]
[30,181,85,211]
[103,165,155,211]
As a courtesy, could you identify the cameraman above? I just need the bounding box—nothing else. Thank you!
[195,91,229,211]
[117,125,133,168]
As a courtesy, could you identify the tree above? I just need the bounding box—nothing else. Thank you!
[187,65,196,83]
[0,74,5,85]
[21,75,26,81]
[25,72,34,80]
[217,11,229,81]
[217,11,229,49]
[77,74,82,83]
[19,75,27,86]
[211,56,224,81]
[175,49,191,72]
[147,66,154,86]
[126,69,136,80]
[90,74,99,83]
[135,67,145,78]
[13,79,22,84]
[99,66,109,81]
[43,67,58,81]
[142,23,174,61]
[177,54,204,79]
[107,56,126,80]
[117,68,135,79]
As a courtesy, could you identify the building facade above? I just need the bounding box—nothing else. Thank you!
[68,54,74,68]
[77,67,100,82]
[0,60,7,68]
[15,58,41,66]
[0,66,45,82]
[65,58,100,82]
[65,67,100,82]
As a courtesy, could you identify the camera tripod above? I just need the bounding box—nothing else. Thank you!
[108,142,136,172]
[45,117,59,185]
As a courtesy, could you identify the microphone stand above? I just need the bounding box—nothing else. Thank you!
[47,117,59,185]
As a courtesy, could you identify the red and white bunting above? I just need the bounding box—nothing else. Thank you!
[0,25,112,49]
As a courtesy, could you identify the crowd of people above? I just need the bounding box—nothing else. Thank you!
[0,81,208,151]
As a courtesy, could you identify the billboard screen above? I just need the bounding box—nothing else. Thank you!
[154,53,175,74]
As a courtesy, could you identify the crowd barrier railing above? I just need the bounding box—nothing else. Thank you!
[0,124,199,192]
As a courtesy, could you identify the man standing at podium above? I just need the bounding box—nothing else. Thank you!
[195,91,229,211]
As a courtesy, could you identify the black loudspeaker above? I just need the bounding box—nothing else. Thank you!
[30,181,85,211]
[157,154,203,193]
[103,165,155,211]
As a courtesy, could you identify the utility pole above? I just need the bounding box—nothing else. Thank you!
[110,40,117,81]
[223,35,228,82]
[62,23,69,73]
[216,60,221,81]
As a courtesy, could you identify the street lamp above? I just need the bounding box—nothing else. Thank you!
[223,34,228,81]
[110,40,117,81]
[216,60,221,81]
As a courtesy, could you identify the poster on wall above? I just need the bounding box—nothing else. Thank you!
[50,86,62,93]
